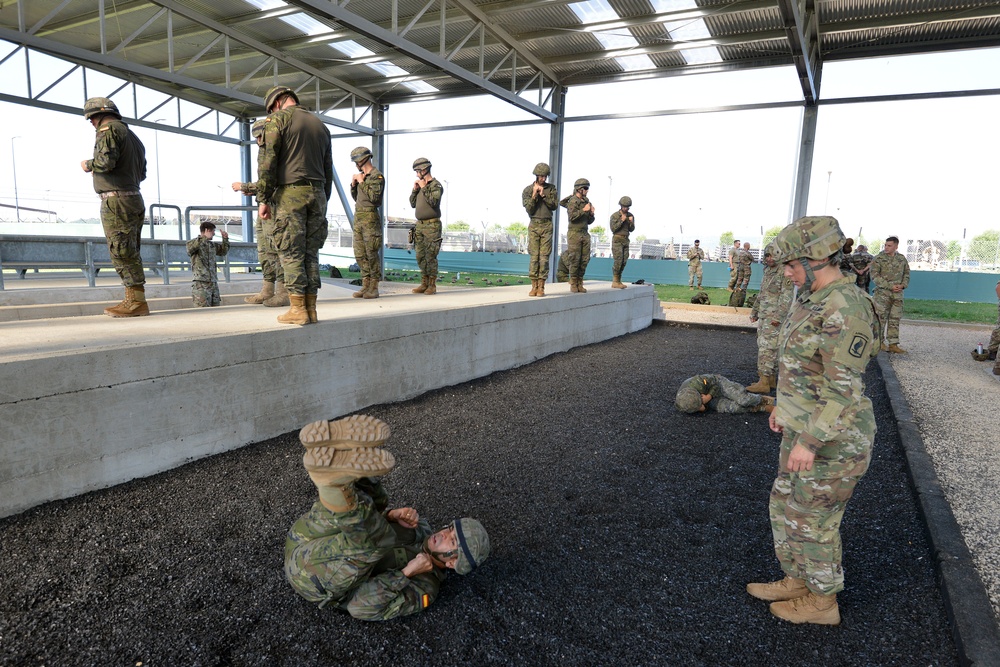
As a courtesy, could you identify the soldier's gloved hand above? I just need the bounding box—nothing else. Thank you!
[402,553,434,578]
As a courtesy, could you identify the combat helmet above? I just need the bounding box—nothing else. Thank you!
[350,146,373,164]
[250,118,267,140]
[772,215,846,292]
[412,157,432,171]
[674,385,704,413]
[453,518,490,575]
[619,196,632,207]
[574,178,590,190]
[83,97,121,120]
[532,162,550,177]
[264,86,298,112]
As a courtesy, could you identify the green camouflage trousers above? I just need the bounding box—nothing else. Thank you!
[989,302,1000,353]
[353,211,383,282]
[705,375,763,413]
[769,427,873,595]
[556,254,568,282]
[756,318,781,376]
[612,235,630,277]
[254,217,283,283]
[688,264,703,287]
[272,183,328,295]
[414,219,442,277]
[735,264,752,290]
[191,280,221,307]
[527,219,553,280]
[873,288,904,344]
[563,226,591,280]
[101,194,147,287]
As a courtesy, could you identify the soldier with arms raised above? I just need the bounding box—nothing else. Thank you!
[609,196,635,289]
[560,178,596,293]
[349,147,385,299]
[408,157,444,295]
[522,163,559,296]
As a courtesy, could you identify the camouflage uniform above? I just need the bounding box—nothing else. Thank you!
[87,118,148,287]
[687,246,705,288]
[560,193,595,281]
[257,106,333,296]
[610,210,635,278]
[556,253,569,282]
[871,251,910,345]
[675,374,766,414]
[736,248,756,290]
[186,234,230,307]
[522,181,558,280]
[237,181,283,283]
[847,250,874,293]
[351,168,385,284]
[990,289,1000,355]
[409,177,444,278]
[751,262,793,378]
[285,480,446,621]
[691,290,710,305]
[726,245,741,289]
[771,274,879,596]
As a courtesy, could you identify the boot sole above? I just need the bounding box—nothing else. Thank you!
[304,447,396,478]
[300,414,391,450]
[746,582,808,601]
[769,601,840,625]
[105,306,150,317]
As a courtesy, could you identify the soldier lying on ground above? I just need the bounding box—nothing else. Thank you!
[674,374,774,414]
[284,415,490,621]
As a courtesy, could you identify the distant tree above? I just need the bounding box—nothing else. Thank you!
[719,231,734,248]
[446,220,470,232]
[636,234,647,243]
[946,240,962,261]
[505,221,527,237]
[762,225,783,248]
[590,225,608,243]
[487,223,504,233]
[968,229,1000,263]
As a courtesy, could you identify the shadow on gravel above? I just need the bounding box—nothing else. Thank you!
[0,325,958,667]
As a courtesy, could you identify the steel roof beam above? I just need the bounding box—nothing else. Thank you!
[541,29,788,66]
[776,0,821,104]
[448,0,559,82]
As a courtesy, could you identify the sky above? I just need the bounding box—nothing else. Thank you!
[1,41,999,253]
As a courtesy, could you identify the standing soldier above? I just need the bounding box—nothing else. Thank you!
[186,222,230,307]
[609,196,635,289]
[849,244,874,293]
[80,97,149,317]
[687,240,706,290]
[232,118,289,308]
[747,215,879,626]
[560,179,596,293]
[736,241,756,290]
[257,87,333,325]
[871,235,910,353]
[726,239,742,290]
[349,146,385,299]
[522,163,558,297]
[408,157,444,295]
[747,244,792,393]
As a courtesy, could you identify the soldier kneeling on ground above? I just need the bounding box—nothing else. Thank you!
[675,374,774,414]
[285,415,490,620]
[691,290,710,305]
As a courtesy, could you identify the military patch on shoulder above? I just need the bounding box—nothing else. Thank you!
[833,321,874,369]
[377,175,383,179]
[99,126,110,132]
[848,334,868,358]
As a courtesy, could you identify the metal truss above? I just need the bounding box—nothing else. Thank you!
[776,0,821,105]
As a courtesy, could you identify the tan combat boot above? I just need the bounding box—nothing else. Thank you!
[412,275,429,294]
[245,280,274,304]
[746,375,771,394]
[611,274,626,289]
[304,294,318,324]
[264,280,289,307]
[424,275,437,295]
[753,395,775,413]
[363,278,380,299]
[528,279,538,297]
[536,279,545,297]
[353,278,367,298]
[880,341,888,352]
[746,575,808,601]
[105,286,150,317]
[304,448,396,512]
[299,414,392,449]
[570,277,580,293]
[887,343,907,354]
[277,294,310,325]
[577,277,587,293]
[767,375,778,390]
[770,591,840,626]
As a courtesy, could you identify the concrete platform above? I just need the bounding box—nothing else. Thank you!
[0,280,656,518]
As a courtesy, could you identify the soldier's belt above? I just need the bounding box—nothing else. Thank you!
[99,190,140,200]
[417,218,441,223]
[283,179,323,187]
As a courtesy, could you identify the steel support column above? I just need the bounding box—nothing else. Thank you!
[238,119,255,242]
[788,104,819,222]
[375,104,388,280]
[547,86,566,283]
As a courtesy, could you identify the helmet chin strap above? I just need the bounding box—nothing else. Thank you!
[422,537,451,565]
[796,251,842,293]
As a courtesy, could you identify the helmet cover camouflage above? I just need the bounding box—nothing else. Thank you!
[83,97,121,120]
[532,162,550,177]
[453,518,490,575]
[350,146,373,163]
[574,178,590,189]
[264,86,298,112]
[772,216,846,264]
[675,386,703,413]
[412,157,432,171]
[619,196,632,207]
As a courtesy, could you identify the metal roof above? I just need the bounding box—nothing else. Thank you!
[1,0,998,130]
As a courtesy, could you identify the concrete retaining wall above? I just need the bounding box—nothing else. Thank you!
[0,284,655,517]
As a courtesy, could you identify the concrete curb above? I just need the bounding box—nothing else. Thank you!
[878,354,1000,667]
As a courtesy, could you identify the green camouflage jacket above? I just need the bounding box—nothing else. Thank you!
[751,262,793,323]
[186,235,230,283]
[871,252,909,290]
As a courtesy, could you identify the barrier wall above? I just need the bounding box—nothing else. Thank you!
[0,284,656,518]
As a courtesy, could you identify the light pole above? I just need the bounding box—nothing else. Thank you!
[823,170,832,214]
[11,136,22,223]
[442,179,450,227]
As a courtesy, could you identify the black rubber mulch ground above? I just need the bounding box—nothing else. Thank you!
[0,324,958,667]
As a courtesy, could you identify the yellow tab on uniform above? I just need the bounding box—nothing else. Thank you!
[421,593,429,609]
[99,126,110,132]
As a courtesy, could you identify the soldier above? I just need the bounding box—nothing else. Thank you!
[690,290,710,305]
[849,244,874,293]
[285,415,491,620]
[747,215,880,626]
[522,163,559,297]
[871,235,910,353]
[257,86,333,325]
[80,97,150,317]
[560,179,596,293]
[736,241,756,290]
[232,118,289,308]
[973,280,1000,369]
[674,374,774,414]
[556,253,569,283]
[610,196,635,289]
[726,239,742,290]
[687,240,706,289]
[747,244,793,393]
[185,222,230,307]
[349,146,385,299]
[408,157,444,295]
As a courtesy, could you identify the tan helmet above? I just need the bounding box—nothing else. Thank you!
[574,178,590,190]
[350,146,373,164]
[83,97,121,120]
[453,518,490,575]
[250,119,267,140]
[772,216,846,265]
[264,86,298,112]
[619,196,632,207]
[674,386,704,413]
[412,157,432,171]
[532,162,550,177]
